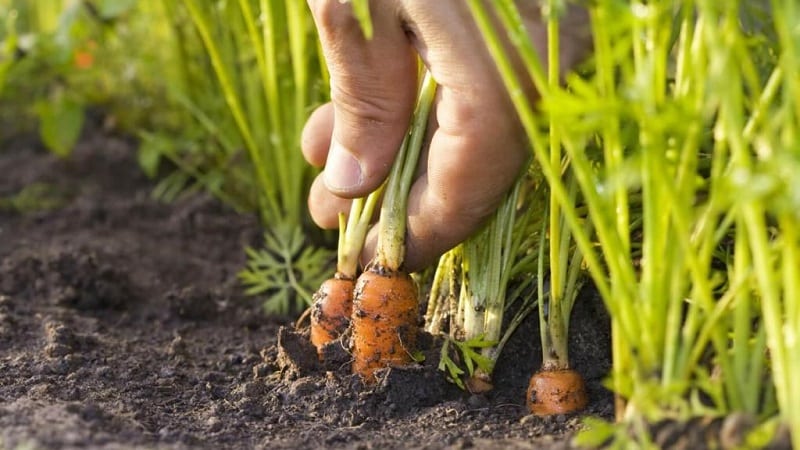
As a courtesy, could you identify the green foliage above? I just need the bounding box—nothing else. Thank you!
[426,174,543,386]
[0,183,69,213]
[0,0,167,150]
[132,0,335,313]
[92,0,137,20]
[470,0,798,446]
[572,416,622,449]
[239,225,334,315]
[35,93,84,158]
[438,335,497,390]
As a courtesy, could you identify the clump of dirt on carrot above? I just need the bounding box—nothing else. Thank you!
[350,72,437,382]
[310,191,383,359]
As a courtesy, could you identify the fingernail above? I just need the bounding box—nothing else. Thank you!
[324,140,363,192]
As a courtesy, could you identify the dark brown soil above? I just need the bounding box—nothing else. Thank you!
[0,125,615,449]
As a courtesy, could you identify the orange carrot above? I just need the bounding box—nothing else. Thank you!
[351,266,418,380]
[350,71,436,381]
[527,366,587,415]
[310,274,355,355]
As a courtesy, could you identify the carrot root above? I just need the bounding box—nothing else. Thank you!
[526,368,588,416]
[351,266,419,382]
[310,275,355,358]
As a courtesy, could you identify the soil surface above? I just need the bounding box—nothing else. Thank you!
[0,124,616,449]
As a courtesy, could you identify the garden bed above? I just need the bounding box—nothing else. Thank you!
[0,125,614,449]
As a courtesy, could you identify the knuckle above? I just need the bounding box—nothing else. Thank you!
[330,82,406,129]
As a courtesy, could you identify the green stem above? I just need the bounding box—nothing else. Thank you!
[337,184,384,278]
[479,176,524,363]
[590,4,629,254]
[376,71,436,270]
[537,203,551,364]
[286,1,310,221]
[466,0,616,311]
[544,175,579,369]
[182,0,277,223]
[425,249,455,334]
[259,0,282,136]
[779,215,800,449]
[547,0,563,341]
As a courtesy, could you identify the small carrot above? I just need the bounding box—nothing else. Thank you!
[309,273,354,355]
[310,189,383,358]
[351,71,437,381]
[527,365,588,416]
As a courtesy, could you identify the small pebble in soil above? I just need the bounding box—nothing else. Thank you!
[205,416,221,432]
[43,320,77,357]
[167,335,188,358]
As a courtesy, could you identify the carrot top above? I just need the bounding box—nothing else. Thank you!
[375,71,437,271]
[336,186,384,279]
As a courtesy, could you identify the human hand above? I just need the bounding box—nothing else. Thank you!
[302,0,590,272]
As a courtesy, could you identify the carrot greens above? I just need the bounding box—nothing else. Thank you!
[469,0,797,446]
[173,0,332,314]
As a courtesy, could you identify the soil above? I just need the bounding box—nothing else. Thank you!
[0,123,618,449]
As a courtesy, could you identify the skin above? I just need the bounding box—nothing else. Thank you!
[302,0,590,272]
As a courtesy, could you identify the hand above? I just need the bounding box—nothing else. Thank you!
[302,0,590,271]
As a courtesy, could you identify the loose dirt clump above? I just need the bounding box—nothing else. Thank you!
[0,125,615,449]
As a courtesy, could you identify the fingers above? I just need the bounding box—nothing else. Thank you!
[307,0,419,197]
[301,102,334,168]
[307,174,352,229]
[304,0,588,270]
[360,92,530,272]
[384,1,529,271]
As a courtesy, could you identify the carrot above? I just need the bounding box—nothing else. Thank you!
[310,189,383,358]
[527,366,588,415]
[309,274,355,354]
[350,71,437,381]
[351,265,418,379]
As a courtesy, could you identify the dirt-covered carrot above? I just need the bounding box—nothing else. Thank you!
[351,71,437,382]
[310,190,383,358]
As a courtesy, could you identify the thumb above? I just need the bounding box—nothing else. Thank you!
[308,0,418,197]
